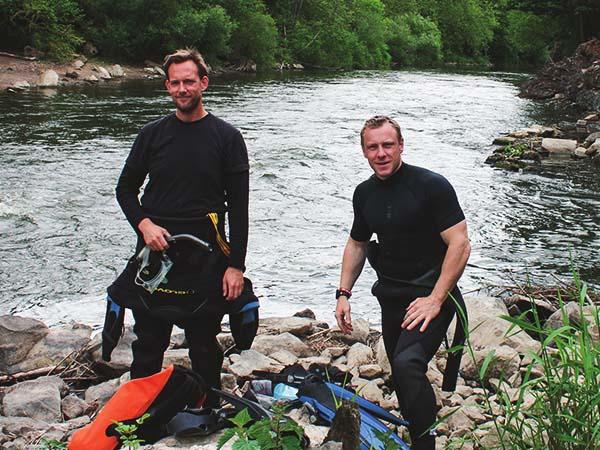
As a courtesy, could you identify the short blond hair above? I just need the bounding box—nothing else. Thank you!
[163,48,208,80]
[360,116,403,148]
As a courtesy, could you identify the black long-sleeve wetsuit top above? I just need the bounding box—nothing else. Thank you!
[116,112,249,270]
[351,162,465,281]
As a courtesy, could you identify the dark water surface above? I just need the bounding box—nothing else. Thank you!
[1,70,598,327]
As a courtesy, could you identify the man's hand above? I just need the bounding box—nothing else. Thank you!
[401,295,443,332]
[335,297,353,334]
[223,267,244,301]
[138,218,170,251]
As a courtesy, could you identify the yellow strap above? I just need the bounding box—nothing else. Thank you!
[207,213,231,257]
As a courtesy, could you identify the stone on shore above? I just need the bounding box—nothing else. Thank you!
[72,59,85,69]
[39,69,59,87]
[9,80,31,91]
[259,316,316,337]
[460,345,520,383]
[492,136,516,145]
[90,324,136,375]
[10,323,91,373]
[374,336,391,375]
[228,350,283,378]
[3,376,66,422]
[251,332,314,357]
[109,64,125,77]
[329,318,370,344]
[541,138,577,154]
[61,393,91,420]
[95,66,111,80]
[84,378,120,409]
[0,315,48,372]
[346,342,373,367]
[269,349,299,366]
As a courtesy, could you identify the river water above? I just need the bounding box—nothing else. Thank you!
[1,70,599,328]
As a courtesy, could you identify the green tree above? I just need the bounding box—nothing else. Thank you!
[387,13,442,66]
[0,0,83,59]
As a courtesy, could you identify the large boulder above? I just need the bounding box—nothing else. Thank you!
[541,138,577,154]
[228,350,283,378]
[374,336,391,375]
[346,343,373,368]
[95,66,111,80]
[10,323,91,373]
[0,315,48,373]
[329,318,370,344]
[460,345,521,383]
[38,70,59,87]
[259,316,316,337]
[251,332,314,357]
[545,301,599,342]
[84,378,120,410]
[3,376,66,422]
[90,324,136,375]
[109,64,125,77]
[458,296,541,356]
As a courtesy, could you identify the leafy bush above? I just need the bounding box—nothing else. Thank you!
[0,0,83,59]
[387,13,442,66]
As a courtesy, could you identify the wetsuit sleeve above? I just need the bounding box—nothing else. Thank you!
[224,131,250,270]
[350,187,372,242]
[427,175,465,233]
[115,132,149,230]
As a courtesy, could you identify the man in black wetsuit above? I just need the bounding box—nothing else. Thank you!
[112,48,249,402]
[335,116,470,449]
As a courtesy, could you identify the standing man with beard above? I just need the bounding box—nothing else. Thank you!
[112,48,250,404]
[335,116,470,449]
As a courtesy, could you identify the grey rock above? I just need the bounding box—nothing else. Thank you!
[298,356,331,368]
[38,70,59,87]
[109,64,125,77]
[85,75,99,83]
[0,416,50,438]
[220,373,237,391]
[329,318,370,344]
[251,332,314,357]
[492,136,516,145]
[545,302,599,341]
[583,132,600,147]
[11,323,91,373]
[90,324,135,374]
[3,376,66,422]
[314,444,343,450]
[154,66,166,77]
[217,332,234,350]
[96,66,111,80]
[322,346,347,359]
[573,147,589,158]
[84,378,119,410]
[358,364,383,379]
[0,315,48,372]
[259,316,316,337]
[61,394,90,420]
[346,342,373,368]
[541,138,577,154]
[163,348,191,369]
[228,350,283,378]
[293,308,316,319]
[460,345,520,383]
[269,349,299,366]
[452,296,541,356]
[72,59,85,69]
[374,336,391,375]
[10,80,31,91]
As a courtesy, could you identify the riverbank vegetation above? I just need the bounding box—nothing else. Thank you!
[1,0,599,70]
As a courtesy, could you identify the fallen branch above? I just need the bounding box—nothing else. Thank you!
[0,51,36,61]
[0,366,55,385]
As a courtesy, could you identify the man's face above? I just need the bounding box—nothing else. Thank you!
[165,60,208,113]
[362,123,404,180]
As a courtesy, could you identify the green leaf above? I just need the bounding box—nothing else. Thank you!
[479,349,496,379]
[229,408,253,428]
[232,438,261,450]
[281,434,303,450]
[217,428,238,449]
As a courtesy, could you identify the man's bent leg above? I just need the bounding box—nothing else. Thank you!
[131,309,173,378]
[383,298,455,450]
[184,312,224,407]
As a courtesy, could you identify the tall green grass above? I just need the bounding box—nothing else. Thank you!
[446,272,600,449]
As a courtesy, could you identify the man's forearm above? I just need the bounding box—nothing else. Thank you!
[339,237,368,290]
[430,238,471,304]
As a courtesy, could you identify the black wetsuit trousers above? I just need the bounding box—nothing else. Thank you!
[130,309,224,406]
[378,287,456,450]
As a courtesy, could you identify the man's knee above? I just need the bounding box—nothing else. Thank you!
[391,343,428,392]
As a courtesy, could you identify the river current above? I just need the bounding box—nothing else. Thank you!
[1,70,599,328]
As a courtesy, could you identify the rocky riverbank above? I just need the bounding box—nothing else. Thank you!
[485,111,600,171]
[520,38,600,110]
[0,52,299,92]
[2,291,595,450]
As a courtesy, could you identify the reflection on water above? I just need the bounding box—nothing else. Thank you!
[0,70,598,327]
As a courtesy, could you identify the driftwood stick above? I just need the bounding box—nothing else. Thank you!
[0,366,55,385]
[0,51,37,61]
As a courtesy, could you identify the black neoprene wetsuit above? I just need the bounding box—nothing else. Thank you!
[351,162,466,450]
[112,112,250,403]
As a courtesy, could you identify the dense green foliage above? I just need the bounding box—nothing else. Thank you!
[1,0,599,69]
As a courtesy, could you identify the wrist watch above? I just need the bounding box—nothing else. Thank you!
[335,288,352,300]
